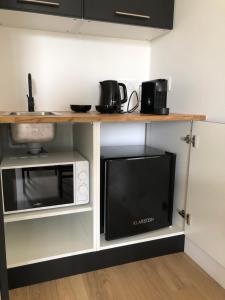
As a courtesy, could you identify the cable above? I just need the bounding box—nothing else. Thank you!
[127,90,139,113]
[120,90,139,114]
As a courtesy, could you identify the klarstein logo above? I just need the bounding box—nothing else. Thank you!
[133,217,155,226]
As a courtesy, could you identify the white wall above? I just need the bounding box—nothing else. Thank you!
[0,27,150,111]
[101,123,146,146]
[151,0,225,123]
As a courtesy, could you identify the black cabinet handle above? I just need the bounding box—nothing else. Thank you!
[115,11,150,20]
[18,0,60,7]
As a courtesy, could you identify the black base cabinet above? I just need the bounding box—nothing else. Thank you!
[84,0,174,29]
[8,235,184,290]
[0,0,82,18]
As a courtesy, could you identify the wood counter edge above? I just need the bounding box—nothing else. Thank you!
[0,112,207,123]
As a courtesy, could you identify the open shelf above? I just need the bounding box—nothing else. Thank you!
[5,212,94,268]
[4,204,92,223]
[100,225,184,250]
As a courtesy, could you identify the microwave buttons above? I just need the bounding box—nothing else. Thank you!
[78,171,87,181]
[78,185,88,195]
[77,184,89,203]
[75,160,89,205]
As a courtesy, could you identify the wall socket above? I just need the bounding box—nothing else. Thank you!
[120,80,140,93]
[167,77,172,91]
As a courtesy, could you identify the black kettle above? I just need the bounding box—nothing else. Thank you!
[99,80,128,113]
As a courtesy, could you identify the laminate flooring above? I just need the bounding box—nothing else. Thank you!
[9,253,225,300]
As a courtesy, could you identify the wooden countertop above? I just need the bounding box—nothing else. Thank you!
[0,112,206,123]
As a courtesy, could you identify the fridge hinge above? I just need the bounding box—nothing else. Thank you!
[182,135,197,147]
[177,209,191,225]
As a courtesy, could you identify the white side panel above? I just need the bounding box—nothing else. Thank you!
[185,238,225,289]
[73,123,100,250]
[148,122,192,229]
[186,121,225,269]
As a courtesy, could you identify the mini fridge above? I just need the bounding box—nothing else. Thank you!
[100,145,176,241]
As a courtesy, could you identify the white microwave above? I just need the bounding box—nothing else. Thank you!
[0,152,89,214]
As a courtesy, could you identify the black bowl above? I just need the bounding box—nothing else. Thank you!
[70,105,92,113]
[95,105,116,114]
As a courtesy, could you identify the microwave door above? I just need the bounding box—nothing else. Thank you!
[2,164,74,213]
[21,167,62,209]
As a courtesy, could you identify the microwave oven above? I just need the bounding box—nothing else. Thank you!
[100,145,176,241]
[1,152,89,214]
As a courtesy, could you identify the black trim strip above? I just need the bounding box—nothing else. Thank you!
[8,235,184,289]
[0,179,9,300]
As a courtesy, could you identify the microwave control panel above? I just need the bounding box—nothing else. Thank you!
[75,161,89,205]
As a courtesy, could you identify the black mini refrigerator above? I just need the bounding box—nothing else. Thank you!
[100,146,176,241]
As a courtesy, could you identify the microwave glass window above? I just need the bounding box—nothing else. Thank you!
[2,165,74,212]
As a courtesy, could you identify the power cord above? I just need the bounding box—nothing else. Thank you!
[120,90,139,114]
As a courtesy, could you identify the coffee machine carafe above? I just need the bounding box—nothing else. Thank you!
[99,80,127,113]
[141,79,169,115]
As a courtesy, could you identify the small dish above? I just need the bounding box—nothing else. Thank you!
[70,105,92,113]
[95,105,116,114]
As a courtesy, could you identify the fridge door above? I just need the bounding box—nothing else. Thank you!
[104,154,175,240]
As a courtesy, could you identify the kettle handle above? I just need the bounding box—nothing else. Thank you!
[119,83,128,104]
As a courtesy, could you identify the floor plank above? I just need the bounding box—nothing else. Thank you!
[9,253,225,300]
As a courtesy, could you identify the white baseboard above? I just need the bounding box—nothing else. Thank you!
[185,238,225,289]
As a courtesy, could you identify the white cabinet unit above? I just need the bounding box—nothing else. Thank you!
[2,117,224,294]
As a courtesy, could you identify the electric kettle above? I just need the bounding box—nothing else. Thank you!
[98,80,128,113]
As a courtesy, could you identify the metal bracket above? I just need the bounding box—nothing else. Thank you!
[181,135,197,148]
[177,209,191,225]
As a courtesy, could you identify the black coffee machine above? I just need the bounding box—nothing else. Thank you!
[140,79,169,115]
[96,80,128,113]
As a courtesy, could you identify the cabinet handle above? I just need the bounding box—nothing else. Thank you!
[18,0,60,7]
[115,11,150,20]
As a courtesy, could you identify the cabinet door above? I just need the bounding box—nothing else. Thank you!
[84,0,174,29]
[186,122,225,269]
[0,0,82,18]
[147,122,192,229]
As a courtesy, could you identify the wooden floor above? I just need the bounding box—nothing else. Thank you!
[9,253,225,300]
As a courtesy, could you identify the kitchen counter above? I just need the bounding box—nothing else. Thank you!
[0,112,206,123]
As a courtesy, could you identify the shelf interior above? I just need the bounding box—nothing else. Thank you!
[100,225,184,250]
[5,212,94,268]
[4,204,92,223]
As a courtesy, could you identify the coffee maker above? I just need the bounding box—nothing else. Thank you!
[140,79,169,115]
